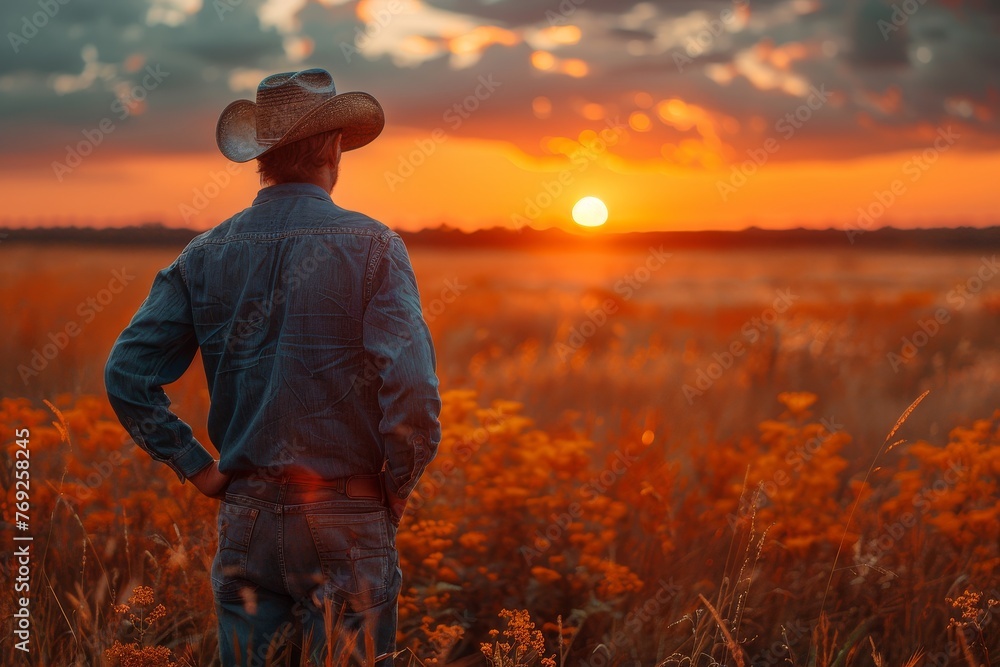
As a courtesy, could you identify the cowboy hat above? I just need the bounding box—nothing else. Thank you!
[216,68,384,163]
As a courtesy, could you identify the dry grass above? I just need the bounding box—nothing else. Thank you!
[1,244,999,665]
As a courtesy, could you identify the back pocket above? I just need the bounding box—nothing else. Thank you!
[211,502,259,599]
[306,511,393,612]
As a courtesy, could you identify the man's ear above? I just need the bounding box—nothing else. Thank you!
[332,131,343,162]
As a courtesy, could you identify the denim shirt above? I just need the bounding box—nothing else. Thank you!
[105,183,441,501]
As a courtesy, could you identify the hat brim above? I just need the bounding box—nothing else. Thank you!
[216,91,385,163]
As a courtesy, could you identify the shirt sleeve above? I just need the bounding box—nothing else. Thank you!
[104,256,214,482]
[362,236,442,501]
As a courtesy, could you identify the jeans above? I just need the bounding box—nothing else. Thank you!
[213,477,401,666]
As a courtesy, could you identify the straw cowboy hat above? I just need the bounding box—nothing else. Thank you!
[216,68,384,163]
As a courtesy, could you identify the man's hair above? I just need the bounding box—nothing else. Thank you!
[257,130,341,185]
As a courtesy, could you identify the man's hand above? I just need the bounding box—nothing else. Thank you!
[387,495,407,527]
[189,460,231,500]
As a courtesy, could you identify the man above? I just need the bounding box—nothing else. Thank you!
[105,68,441,666]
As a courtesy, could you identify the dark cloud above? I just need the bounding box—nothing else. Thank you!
[170,8,285,66]
[419,0,791,27]
[847,0,910,66]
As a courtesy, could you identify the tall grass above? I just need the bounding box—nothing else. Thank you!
[1,244,998,665]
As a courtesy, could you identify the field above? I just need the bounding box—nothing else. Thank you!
[2,242,999,666]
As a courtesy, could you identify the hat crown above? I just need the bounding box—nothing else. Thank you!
[216,67,384,162]
[255,69,338,143]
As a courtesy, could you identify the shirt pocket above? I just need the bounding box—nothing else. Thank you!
[306,510,394,612]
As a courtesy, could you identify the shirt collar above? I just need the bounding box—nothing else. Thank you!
[252,182,333,206]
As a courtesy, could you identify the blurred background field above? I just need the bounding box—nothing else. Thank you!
[4,242,999,443]
[2,241,999,665]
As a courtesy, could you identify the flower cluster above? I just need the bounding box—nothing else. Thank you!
[480,609,556,667]
[105,586,176,667]
[3,389,998,665]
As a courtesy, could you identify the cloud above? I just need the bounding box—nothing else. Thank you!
[1,0,998,172]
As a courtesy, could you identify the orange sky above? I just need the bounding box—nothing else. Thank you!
[5,131,998,232]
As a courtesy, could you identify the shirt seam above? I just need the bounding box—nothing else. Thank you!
[252,184,332,206]
[187,226,388,250]
[177,251,190,287]
[363,232,399,306]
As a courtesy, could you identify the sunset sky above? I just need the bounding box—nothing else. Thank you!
[2,0,998,232]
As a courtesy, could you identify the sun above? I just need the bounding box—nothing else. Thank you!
[572,197,608,227]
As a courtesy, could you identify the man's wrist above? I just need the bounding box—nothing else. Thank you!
[382,469,407,522]
[189,459,215,476]
[173,442,216,482]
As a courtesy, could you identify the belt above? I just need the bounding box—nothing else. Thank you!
[230,473,384,500]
